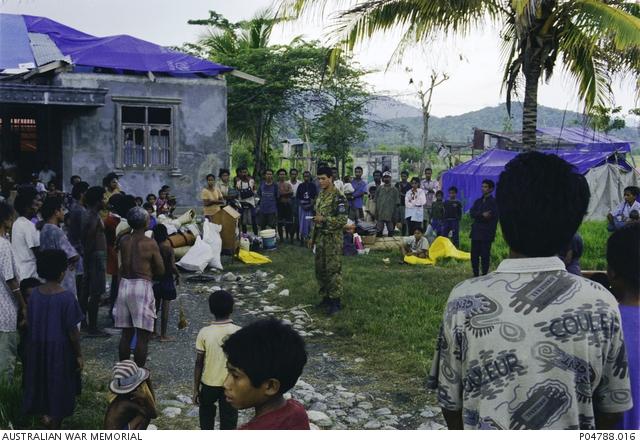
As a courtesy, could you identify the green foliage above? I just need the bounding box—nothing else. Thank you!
[588,105,627,134]
[186,10,333,175]
[312,59,370,172]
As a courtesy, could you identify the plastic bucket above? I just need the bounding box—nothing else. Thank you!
[259,229,277,250]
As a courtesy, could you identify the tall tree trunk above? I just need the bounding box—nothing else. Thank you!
[421,110,430,155]
[522,62,542,150]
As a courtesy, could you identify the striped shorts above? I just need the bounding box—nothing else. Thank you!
[114,278,156,332]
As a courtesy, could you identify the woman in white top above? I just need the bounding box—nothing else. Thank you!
[405,177,427,234]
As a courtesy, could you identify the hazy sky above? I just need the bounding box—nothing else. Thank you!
[2,0,637,120]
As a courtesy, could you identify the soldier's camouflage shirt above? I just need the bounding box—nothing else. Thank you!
[311,187,348,239]
[428,256,632,430]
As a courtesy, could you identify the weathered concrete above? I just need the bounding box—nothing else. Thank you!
[54,72,228,207]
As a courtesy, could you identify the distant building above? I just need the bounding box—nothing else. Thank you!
[0,14,234,207]
[352,152,400,181]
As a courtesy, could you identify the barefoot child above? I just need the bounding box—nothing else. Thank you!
[152,224,179,341]
[222,318,309,429]
[193,290,241,430]
[22,249,83,429]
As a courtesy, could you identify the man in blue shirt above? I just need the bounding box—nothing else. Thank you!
[349,166,367,222]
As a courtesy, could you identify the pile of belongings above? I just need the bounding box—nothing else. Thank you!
[176,220,224,272]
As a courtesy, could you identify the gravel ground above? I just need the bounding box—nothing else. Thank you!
[81,269,446,430]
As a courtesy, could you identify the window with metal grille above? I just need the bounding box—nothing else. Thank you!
[120,106,172,169]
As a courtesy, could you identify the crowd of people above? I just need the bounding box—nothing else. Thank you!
[0,154,638,431]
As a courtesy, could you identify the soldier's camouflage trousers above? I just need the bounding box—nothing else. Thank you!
[315,233,343,300]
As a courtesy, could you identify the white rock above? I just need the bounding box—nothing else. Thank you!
[256,271,268,279]
[354,358,365,363]
[345,417,360,425]
[400,413,413,419]
[307,410,332,427]
[374,407,392,416]
[235,301,245,306]
[282,319,292,326]
[355,393,368,402]
[420,409,437,418]
[222,272,236,282]
[363,420,382,429]
[244,286,255,291]
[278,289,290,297]
[335,385,347,391]
[284,392,292,400]
[295,379,314,391]
[147,424,158,431]
[266,283,277,291]
[162,407,181,418]
[358,402,373,410]
[210,286,222,292]
[333,409,346,417]
[310,402,327,411]
[186,407,199,417]
[310,423,320,430]
[274,274,284,281]
[263,306,278,312]
[338,391,355,399]
[176,394,192,405]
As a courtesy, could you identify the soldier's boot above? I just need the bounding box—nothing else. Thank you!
[316,297,330,309]
[326,298,341,316]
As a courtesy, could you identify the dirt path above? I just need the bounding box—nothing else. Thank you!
[81,270,446,430]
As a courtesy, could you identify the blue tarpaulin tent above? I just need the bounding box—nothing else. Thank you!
[0,13,233,77]
[442,148,639,220]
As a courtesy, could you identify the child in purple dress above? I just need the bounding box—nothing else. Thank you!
[23,249,83,429]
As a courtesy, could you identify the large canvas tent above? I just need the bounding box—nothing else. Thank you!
[442,149,639,220]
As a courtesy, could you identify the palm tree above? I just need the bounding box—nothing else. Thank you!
[282,0,640,149]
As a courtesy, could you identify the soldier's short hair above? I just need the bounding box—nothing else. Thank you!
[317,166,333,178]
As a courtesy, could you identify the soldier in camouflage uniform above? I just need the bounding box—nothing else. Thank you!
[310,166,348,315]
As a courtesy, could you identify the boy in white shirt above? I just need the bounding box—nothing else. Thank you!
[608,186,640,231]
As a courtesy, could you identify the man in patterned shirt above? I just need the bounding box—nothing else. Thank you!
[428,152,632,430]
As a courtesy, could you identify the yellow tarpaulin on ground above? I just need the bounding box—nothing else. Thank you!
[403,236,470,265]
[237,249,272,265]
[403,255,435,265]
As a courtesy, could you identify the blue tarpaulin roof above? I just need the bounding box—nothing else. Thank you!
[442,149,634,212]
[0,13,233,77]
[537,127,631,153]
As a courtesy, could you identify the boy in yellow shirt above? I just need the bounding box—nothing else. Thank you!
[193,290,241,429]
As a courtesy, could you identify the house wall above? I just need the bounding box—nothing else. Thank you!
[53,73,228,208]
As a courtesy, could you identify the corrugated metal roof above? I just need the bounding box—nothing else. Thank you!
[28,32,71,66]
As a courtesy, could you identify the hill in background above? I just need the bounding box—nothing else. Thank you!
[362,97,639,149]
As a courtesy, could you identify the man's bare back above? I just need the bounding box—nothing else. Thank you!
[119,232,164,281]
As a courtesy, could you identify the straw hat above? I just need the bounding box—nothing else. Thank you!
[109,360,150,394]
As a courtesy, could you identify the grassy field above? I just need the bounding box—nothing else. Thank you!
[227,216,610,391]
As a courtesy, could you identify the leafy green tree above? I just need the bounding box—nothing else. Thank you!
[284,0,640,149]
[186,10,331,175]
[588,105,626,134]
[312,59,370,174]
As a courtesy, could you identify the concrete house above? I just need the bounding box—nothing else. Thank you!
[0,14,233,207]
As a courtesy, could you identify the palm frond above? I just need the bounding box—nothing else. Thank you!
[558,20,611,110]
[572,0,640,50]
[326,0,501,54]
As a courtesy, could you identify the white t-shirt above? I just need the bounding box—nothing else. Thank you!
[11,216,40,279]
[287,180,301,195]
[612,200,640,221]
[38,169,56,185]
